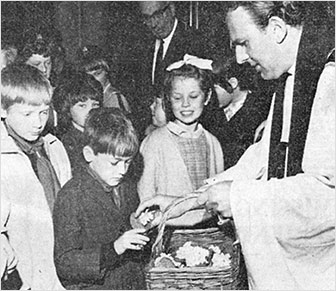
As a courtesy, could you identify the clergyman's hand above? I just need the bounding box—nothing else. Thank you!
[197,181,233,218]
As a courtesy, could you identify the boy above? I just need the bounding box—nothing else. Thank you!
[1,64,71,289]
[53,107,149,290]
[203,57,272,169]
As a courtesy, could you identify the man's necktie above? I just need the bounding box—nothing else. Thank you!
[154,39,164,85]
[268,72,290,179]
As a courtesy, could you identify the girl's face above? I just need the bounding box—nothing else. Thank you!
[70,99,100,129]
[150,97,167,128]
[26,54,52,79]
[170,77,209,130]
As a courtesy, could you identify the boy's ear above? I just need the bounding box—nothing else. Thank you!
[228,77,238,90]
[204,89,212,106]
[83,145,95,163]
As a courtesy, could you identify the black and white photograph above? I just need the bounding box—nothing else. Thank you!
[1,1,335,290]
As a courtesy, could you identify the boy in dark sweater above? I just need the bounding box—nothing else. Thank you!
[53,107,149,290]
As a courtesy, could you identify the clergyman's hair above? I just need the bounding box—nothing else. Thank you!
[84,107,139,158]
[1,63,52,110]
[227,1,306,29]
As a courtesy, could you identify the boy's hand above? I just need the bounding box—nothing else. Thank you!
[114,229,149,255]
[135,195,177,217]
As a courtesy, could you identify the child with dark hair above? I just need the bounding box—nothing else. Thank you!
[53,107,149,290]
[138,55,223,227]
[17,27,58,80]
[78,45,132,115]
[52,72,103,172]
[203,57,272,169]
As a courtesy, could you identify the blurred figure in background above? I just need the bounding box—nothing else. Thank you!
[78,45,132,115]
[203,57,272,169]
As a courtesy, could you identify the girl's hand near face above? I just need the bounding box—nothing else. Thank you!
[114,228,149,255]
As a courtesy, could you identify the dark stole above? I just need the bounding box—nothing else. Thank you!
[285,21,334,177]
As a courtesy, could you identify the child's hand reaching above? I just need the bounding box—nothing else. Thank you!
[114,229,149,255]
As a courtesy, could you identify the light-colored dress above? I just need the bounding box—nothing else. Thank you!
[138,121,224,201]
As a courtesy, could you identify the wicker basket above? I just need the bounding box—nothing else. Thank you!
[145,195,241,290]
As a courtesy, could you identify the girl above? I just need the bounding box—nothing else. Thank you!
[138,56,224,223]
[52,72,103,172]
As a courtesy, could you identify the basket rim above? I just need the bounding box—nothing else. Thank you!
[145,264,233,272]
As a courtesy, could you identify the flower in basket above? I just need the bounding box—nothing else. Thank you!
[154,253,182,268]
[209,245,231,267]
[175,242,211,267]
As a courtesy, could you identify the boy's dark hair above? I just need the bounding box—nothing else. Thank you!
[162,64,214,121]
[52,72,104,134]
[1,63,52,110]
[212,57,258,92]
[77,45,110,73]
[84,107,139,158]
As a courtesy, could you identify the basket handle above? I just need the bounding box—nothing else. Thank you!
[151,194,199,257]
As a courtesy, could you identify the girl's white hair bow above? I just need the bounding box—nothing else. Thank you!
[166,54,213,71]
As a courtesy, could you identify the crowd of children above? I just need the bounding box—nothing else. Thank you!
[1,26,266,290]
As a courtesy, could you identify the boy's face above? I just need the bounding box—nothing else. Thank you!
[170,77,208,129]
[26,54,52,79]
[70,99,100,129]
[3,103,49,141]
[85,148,132,186]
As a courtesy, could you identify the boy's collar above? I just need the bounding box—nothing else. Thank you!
[72,121,84,132]
[4,120,44,155]
[85,163,117,193]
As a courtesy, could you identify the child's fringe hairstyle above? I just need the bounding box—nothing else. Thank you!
[84,107,139,158]
[52,72,103,133]
[1,64,52,110]
[162,64,214,122]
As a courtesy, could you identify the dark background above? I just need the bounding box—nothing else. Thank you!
[1,2,231,65]
[2,1,334,75]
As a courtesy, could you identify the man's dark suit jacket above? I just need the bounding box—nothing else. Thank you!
[131,20,211,138]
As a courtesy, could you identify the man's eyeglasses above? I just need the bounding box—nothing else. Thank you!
[142,4,170,26]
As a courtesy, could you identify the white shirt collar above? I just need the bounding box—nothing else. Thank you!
[167,121,204,138]
[152,19,178,84]
[72,121,84,132]
[223,92,249,121]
